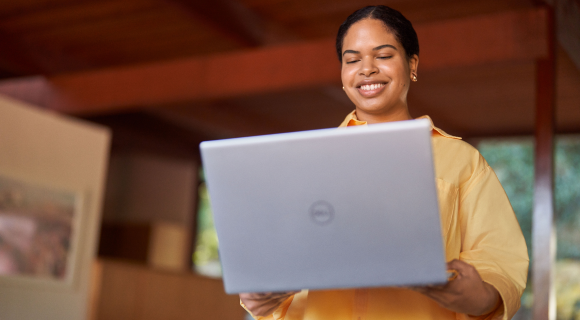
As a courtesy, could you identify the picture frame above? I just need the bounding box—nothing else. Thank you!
[0,173,83,290]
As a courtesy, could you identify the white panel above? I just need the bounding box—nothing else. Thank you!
[0,95,111,320]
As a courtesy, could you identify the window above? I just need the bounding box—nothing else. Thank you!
[478,135,580,319]
[553,136,580,320]
[478,138,534,316]
[193,169,221,278]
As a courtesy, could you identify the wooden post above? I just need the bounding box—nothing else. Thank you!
[532,6,556,320]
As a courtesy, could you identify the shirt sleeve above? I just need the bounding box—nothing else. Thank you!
[457,164,529,320]
[240,295,295,320]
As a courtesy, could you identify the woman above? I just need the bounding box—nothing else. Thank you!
[240,5,528,320]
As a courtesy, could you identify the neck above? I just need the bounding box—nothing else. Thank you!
[355,106,412,124]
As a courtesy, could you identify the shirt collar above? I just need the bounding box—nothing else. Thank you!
[338,110,367,127]
[338,111,462,140]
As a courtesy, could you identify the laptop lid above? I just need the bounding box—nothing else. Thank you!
[200,118,447,294]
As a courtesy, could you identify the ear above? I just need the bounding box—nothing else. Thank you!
[408,54,419,78]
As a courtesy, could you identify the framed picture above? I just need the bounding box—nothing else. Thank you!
[0,174,82,288]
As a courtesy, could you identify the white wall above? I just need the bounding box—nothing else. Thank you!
[0,95,111,320]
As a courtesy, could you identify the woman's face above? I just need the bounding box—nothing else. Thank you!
[341,18,418,122]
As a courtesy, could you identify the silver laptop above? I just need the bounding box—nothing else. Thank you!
[200,118,447,294]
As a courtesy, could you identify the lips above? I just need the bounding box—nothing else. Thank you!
[356,81,386,97]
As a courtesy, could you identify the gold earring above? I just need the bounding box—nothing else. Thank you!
[412,74,418,82]
[342,86,345,90]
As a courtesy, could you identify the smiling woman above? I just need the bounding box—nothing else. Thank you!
[337,7,419,124]
[340,18,417,123]
[240,5,529,320]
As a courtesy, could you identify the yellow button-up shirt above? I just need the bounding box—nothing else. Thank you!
[244,112,529,320]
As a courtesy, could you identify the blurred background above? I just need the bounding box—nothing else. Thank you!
[0,0,578,319]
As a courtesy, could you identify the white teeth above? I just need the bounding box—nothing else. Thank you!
[360,83,383,91]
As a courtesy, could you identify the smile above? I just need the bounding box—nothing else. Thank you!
[359,83,385,91]
[356,82,386,97]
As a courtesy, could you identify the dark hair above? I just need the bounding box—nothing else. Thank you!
[336,5,419,62]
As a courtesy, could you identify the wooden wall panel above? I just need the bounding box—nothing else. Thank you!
[93,259,245,320]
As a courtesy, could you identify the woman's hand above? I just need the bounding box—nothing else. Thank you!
[413,259,500,316]
[240,291,299,317]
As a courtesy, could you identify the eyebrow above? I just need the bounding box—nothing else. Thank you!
[373,44,397,51]
[342,44,397,56]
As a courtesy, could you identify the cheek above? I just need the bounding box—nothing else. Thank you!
[341,66,357,84]
[388,67,408,87]
[381,58,408,80]
[340,69,348,86]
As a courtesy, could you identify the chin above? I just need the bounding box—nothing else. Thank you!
[357,103,391,115]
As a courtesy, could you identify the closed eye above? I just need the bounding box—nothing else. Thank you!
[345,60,360,64]
[377,56,393,60]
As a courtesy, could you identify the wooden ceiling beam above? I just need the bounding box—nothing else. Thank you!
[166,0,297,46]
[554,0,580,71]
[151,102,296,138]
[0,8,549,115]
[0,29,47,76]
[417,8,548,69]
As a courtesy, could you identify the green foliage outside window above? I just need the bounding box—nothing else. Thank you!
[193,169,221,277]
[554,137,580,260]
[478,138,534,259]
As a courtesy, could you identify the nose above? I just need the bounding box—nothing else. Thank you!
[359,57,378,76]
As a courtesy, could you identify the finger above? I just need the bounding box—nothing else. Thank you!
[447,270,459,281]
[446,260,470,280]
[407,286,428,293]
[250,303,282,317]
[242,291,296,299]
[276,290,300,295]
[415,288,450,305]
[446,259,464,270]
[266,291,299,299]
[248,292,272,300]
[240,292,260,300]
[428,283,447,290]
[447,259,474,274]
[408,284,446,293]
[241,292,280,301]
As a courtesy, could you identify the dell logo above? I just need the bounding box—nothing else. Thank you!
[309,201,334,225]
